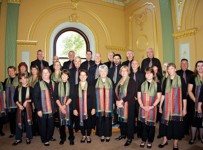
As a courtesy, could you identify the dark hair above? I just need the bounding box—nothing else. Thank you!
[18,62,28,73]
[194,60,203,76]
[79,69,88,76]
[37,49,43,53]
[41,67,52,74]
[113,54,122,59]
[167,63,176,69]
[181,58,188,62]
[86,50,92,55]
[7,66,16,71]
[61,69,70,78]
[145,67,154,75]
[30,65,40,77]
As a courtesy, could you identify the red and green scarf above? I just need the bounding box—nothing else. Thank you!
[115,77,130,122]
[39,81,55,114]
[51,72,61,83]
[17,86,32,129]
[28,76,39,88]
[95,77,113,117]
[162,75,183,125]
[195,75,202,112]
[58,81,70,126]
[0,83,5,116]
[5,76,18,109]
[78,81,88,126]
[139,80,158,126]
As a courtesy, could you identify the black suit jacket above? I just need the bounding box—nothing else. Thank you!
[63,60,75,70]
[122,60,133,71]
[88,63,102,85]
[69,67,81,95]
[141,57,162,75]
[31,59,49,72]
[176,69,194,85]
[108,64,122,85]
[104,61,114,69]
[80,60,95,71]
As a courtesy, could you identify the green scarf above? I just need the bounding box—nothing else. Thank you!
[6,76,19,87]
[51,72,61,83]
[95,77,113,89]
[58,81,70,97]
[165,75,181,93]
[141,80,157,96]
[28,76,39,88]
[0,82,3,91]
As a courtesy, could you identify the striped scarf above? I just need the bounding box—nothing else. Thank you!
[78,81,88,126]
[17,86,32,129]
[195,75,202,112]
[95,77,113,117]
[162,75,183,125]
[139,81,157,126]
[28,76,39,88]
[39,81,54,114]
[0,83,5,116]
[5,76,18,109]
[51,72,61,83]
[115,77,130,122]
[58,81,70,126]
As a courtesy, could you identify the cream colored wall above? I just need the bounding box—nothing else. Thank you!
[172,0,203,70]
[124,0,163,65]
[16,0,126,67]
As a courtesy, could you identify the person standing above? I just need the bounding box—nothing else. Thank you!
[122,50,134,71]
[104,52,115,69]
[63,51,75,70]
[80,50,95,71]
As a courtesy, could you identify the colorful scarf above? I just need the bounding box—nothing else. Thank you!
[5,76,18,109]
[51,72,61,83]
[17,86,32,129]
[162,75,183,125]
[58,81,70,126]
[78,81,88,126]
[195,75,202,112]
[39,81,54,114]
[0,83,5,117]
[139,81,157,126]
[95,77,113,117]
[115,77,130,122]
[28,76,39,88]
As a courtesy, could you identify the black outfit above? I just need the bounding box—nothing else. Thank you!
[31,59,49,72]
[14,86,32,140]
[33,81,58,143]
[62,60,75,70]
[88,63,102,85]
[117,78,136,140]
[141,57,162,75]
[80,60,95,71]
[159,77,187,140]
[72,84,96,136]
[49,64,54,73]
[104,61,114,69]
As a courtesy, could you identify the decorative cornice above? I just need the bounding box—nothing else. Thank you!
[7,0,21,4]
[17,40,38,46]
[173,28,198,39]
[106,45,126,51]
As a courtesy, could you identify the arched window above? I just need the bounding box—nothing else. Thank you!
[54,27,90,64]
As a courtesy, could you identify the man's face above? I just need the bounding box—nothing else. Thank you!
[131,60,139,70]
[74,57,81,69]
[8,68,16,77]
[147,49,154,58]
[108,52,114,62]
[86,52,92,61]
[68,51,75,61]
[94,53,101,64]
[113,56,121,65]
[181,60,188,71]
[126,51,134,61]
[37,51,43,60]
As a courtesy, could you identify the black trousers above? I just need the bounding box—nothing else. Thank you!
[59,124,74,142]
[39,114,54,143]
[0,116,5,133]
[141,123,155,143]
[81,118,92,136]
[119,103,135,139]
[96,116,112,137]
[32,109,40,136]
[7,109,16,135]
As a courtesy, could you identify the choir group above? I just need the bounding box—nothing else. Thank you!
[0,48,203,150]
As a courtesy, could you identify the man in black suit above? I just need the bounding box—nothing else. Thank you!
[88,53,102,85]
[104,52,115,69]
[108,54,122,126]
[141,48,162,76]
[31,50,49,72]
[49,56,59,73]
[80,50,95,71]
[62,51,75,70]
[176,58,194,135]
[122,50,134,71]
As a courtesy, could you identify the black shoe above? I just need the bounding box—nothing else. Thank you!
[12,140,22,146]
[50,137,56,141]
[26,139,31,144]
[44,142,50,146]
[124,139,132,146]
[101,136,105,142]
[188,140,194,145]
[9,134,15,138]
[115,135,126,141]
[70,140,74,145]
[147,143,152,149]
[59,140,64,145]
[158,142,168,148]
[106,138,110,142]
[140,142,146,148]
[173,147,179,150]
[0,132,5,136]
[81,137,86,143]
[87,137,91,143]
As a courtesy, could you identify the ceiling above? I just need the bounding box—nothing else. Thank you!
[102,0,133,6]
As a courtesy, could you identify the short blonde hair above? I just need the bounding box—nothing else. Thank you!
[119,65,130,75]
[98,65,108,75]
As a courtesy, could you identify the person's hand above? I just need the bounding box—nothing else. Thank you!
[23,101,27,107]
[37,111,43,117]
[73,110,78,116]
[91,109,96,115]
[159,106,162,113]
[182,109,187,116]
[66,99,72,105]
[60,105,66,114]
[19,105,24,110]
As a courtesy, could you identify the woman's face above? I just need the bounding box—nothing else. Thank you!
[42,69,50,80]
[100,69,107,78]
[54,62,61,71]
[145,71,153,81]
[167,66,176,76]
[121,68,129,78]
[61,73,68,82]
[31,68,38,76]
[20,66,27,73]
[79,71,87,82]
[197,62,203,74]
[20,76,28,86]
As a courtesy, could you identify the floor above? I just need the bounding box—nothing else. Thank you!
[0,124,203,150]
